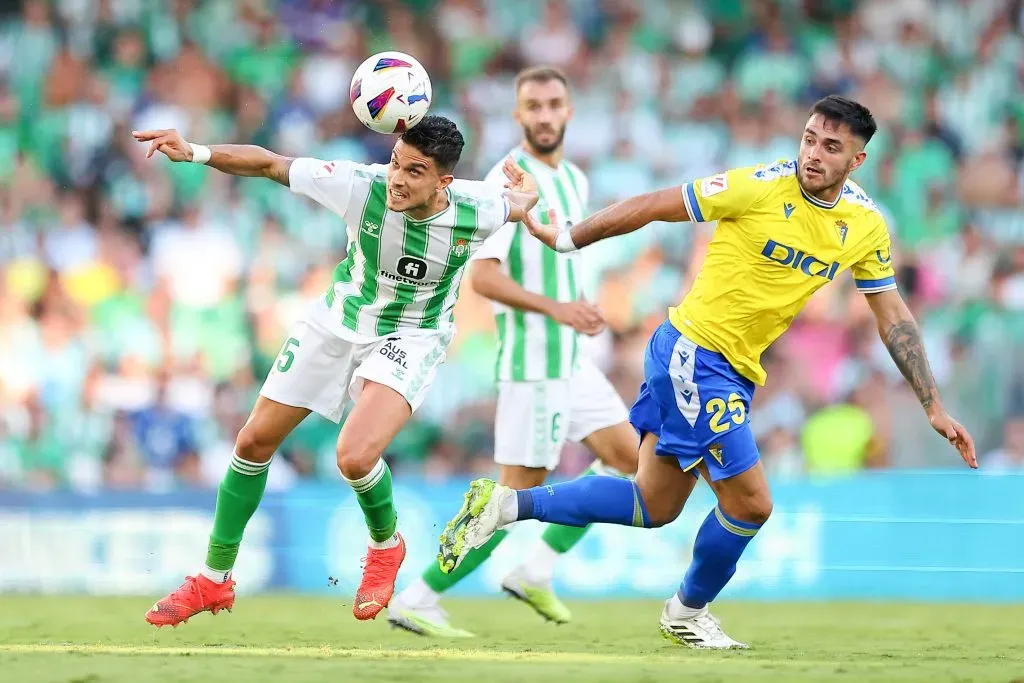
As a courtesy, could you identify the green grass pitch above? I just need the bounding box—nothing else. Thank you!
[0,596,1020,682]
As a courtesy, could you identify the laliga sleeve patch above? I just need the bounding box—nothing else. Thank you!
[701,174,729,197]
[312,161,337,179]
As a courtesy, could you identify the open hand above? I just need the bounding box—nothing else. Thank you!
[522,208,560,250]
[132,129,192,161]
[551,300,606,336]
[502,155,537,194]
[928,409,977,469]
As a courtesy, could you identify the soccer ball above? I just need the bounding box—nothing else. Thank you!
[350,51,432,135]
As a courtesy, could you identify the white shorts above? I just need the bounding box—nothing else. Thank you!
[494,357,629,470]
[259,308,451,423]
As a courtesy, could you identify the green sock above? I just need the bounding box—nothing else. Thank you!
[422,530,509,593]
[539,462,616,553]
[345,459,398,543]
[205,453,271,573]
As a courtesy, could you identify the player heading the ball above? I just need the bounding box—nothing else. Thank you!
[134,109,538,627]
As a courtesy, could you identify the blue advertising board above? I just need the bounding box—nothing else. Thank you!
[1,472,1022,601]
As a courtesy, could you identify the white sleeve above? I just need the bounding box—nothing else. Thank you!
[471,221,517,263]
[450,178,511,232]
[288,157,362,217]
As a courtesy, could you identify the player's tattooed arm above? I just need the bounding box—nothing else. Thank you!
[866,289,977,468]
[881,319,940,410]
[522,186,690,252]
[132,129,294,186]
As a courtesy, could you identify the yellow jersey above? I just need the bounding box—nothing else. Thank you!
[670,160,896,385]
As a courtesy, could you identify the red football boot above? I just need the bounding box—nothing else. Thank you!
[352,534,407,620]
[145,575,236,627]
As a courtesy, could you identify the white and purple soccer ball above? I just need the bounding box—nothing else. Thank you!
[350,51,432,135]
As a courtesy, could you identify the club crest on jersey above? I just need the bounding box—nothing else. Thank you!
[452,238,469,258]
[709,443,724,466]
[835,219,848,246]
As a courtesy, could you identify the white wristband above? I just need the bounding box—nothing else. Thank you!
[554,230,578,253]
[189,143,211,165]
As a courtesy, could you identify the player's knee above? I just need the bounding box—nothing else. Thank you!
[636,487,682,528]
[748,496,774,526]
[646,505,681,528]
[723,492,773,527]
[336,441,383,480]
[234,423,276,464]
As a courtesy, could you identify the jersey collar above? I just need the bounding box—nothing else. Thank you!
[799,182,843,210]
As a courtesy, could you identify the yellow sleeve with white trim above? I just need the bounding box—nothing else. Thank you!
[680,166,772,223]
[852,220,898,293]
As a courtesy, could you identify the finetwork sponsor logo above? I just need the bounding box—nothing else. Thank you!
[397,256,428,280]
[377,270,441,287]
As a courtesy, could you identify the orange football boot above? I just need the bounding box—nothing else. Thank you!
[145,575,236,627]
[352,534,406,620]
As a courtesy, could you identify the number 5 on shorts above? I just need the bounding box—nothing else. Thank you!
[706,393,746,434]
[276,337,300,372]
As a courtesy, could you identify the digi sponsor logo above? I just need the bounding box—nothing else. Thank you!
[761,239,840,280]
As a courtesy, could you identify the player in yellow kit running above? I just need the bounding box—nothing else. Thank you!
[436,95,977,649]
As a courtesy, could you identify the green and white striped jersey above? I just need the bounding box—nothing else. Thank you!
[474,148,590,381]
[290,157,510,340]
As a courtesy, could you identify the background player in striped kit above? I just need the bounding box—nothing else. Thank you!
[132,116,539,627]
[389,67,638,637]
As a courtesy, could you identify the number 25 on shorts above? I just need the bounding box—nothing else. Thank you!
[276,337,300,372]
[706,393,746,434]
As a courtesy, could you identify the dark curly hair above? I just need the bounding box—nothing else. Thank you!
[399,115,465,174]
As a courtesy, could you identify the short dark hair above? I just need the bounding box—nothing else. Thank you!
[515,65,569,93]
[810,95,877,144]
[399,115,465,174]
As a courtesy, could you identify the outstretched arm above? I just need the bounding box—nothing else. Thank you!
[132,129,294,186]
[865,289,977,468]
[523,186,690,252]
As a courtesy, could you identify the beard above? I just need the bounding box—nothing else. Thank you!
[799,160,850,195]
[523,122,566,155]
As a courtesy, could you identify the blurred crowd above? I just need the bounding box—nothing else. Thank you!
[1,0,1023,492]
